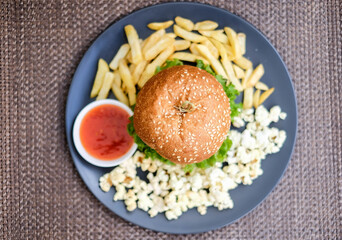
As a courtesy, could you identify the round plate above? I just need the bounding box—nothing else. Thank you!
[65,2,297,234]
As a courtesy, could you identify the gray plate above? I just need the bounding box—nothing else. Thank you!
[65,2,297,234]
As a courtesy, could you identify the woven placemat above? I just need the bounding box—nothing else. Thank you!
[1,0,341,239]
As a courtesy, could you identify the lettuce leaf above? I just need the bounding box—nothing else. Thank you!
[155,58,183,74]
[127,59,241,172]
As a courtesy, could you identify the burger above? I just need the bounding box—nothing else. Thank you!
[128,60,240,171]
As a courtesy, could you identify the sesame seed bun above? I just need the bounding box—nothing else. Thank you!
[133,65,231,164]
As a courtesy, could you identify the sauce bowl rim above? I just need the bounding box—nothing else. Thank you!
[73,99,137,167]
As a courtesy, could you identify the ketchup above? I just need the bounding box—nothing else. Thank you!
[80,104,133,161]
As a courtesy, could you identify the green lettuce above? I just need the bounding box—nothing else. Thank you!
[128,59,241,172]
[155,58,183,74]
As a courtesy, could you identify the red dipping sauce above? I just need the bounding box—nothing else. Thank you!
[79,104,133,161]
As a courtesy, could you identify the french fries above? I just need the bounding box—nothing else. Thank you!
[233,56,253,70]
[190,43,201,55]
[144,35,174,61]
[208,38,226,66]
[124,25,143,64]
[241,68,252,89]
[147,20,174,30]
[126,50,133,64]
[166,33,177,39]
[202,39,219,59]
[224,27,242,60]
[253,89,261,108]
[237,33,246,55]
[129,63,136,73]
[119,59,136,106]
[132,60,148,84]
[109,44,130,70]
[119,59,135,90]
[97,72,115,100]
[210,38,242,91]
[138,46,175,87]
[198,29,222,37]
[255,81,269,91]
[169,52,209,64]
[142,29,165,54]
[246,64,264,87]
[174,25,206,43]
[175,16,194,31]
[221,57,243,91]
[243,87,253,109]
[174,40,191,51]
[140,38,147,49]
[259,88,274,105]
[90,19,275,110]
[195,44,228,79]
[233,64,245,79]
[113,71,121,87]
[223,44,235,60]
[112,83,129,106]
[194,20,218,30]
[199,30,228,44]
[128,90,136,106]
[90,59,109,98]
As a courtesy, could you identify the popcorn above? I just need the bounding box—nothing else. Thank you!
[244,108,255,115]
[148,194,166,217]
[165,210,178,220]
[148,161,158,173]
[113,185,126,201]
[137,193,154,211]
[255,105,271,126]
[109,167,126,185]
[269,106,281,122]
[190,173,202,191]
[279,112,287,120]
[156,169,169,182]
[141,158,152,171]
[221,176,238,191]
[126,201,137,211]
[169,175,184,191]
[232,116,245,128]
[197,205,207,215]
[99,105,287,220]
[124,189,137,211]
[177,194,189,212]
[186,191,201,209]
[99,173,112,192]
[148,208,159,218]
[164,191,177,208]
[223,164,239,175]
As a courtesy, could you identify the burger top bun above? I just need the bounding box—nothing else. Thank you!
[133,65,231,164]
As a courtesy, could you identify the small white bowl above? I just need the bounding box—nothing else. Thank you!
[73,99,137,167]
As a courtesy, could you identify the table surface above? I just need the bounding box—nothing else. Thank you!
[1,0,341,239]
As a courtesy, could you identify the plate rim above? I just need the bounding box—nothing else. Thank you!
[65,2,298,234]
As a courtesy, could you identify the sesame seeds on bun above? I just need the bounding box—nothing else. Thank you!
[133,65,231,164]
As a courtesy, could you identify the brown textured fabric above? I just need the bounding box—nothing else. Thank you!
[0,0,341,239]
